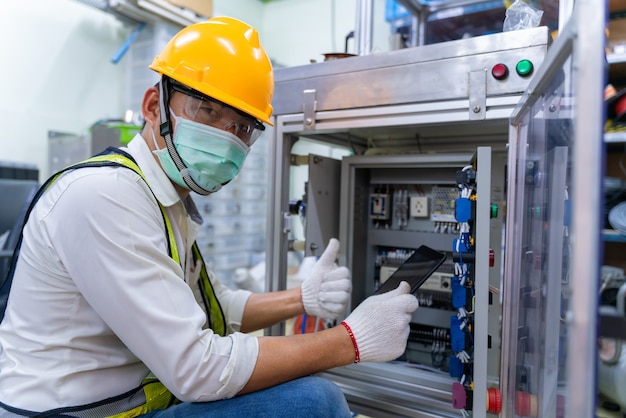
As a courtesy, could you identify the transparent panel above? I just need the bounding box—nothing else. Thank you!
[505,60,573,416]
[503,9,605,411]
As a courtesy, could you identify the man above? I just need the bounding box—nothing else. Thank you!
[0,17,419,417]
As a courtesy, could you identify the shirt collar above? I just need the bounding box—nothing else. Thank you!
[125,134,181,208]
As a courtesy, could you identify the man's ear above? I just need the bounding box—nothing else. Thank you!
[142,86,161,129]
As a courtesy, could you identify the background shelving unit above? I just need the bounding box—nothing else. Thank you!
[603,1,626,278]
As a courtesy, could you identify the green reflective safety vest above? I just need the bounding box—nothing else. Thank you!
[4,148,227,417]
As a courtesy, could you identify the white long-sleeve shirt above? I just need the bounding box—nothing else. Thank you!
[0,135,258,411]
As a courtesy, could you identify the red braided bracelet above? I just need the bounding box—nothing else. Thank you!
[341,321,360,363]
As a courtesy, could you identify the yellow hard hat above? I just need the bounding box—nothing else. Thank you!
[150,16,274,125]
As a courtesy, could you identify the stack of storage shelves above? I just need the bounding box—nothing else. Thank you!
[126,22,180,116]
[604,0,626,258]
[193,135,269,291]
[600,2,626,413]
[608,0,626,83]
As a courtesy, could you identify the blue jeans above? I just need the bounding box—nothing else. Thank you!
[139,376,352,417]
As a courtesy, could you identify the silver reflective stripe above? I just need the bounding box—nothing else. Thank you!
[0,386,147,417]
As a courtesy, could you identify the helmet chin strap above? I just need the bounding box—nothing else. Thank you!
[157,77,211,195]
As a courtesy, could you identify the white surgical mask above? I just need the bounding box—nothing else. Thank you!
[152,111,250,195]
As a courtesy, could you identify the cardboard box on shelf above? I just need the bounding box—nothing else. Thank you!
[610,0,626,14]
[166,0,212,17]
[609,18,626,50]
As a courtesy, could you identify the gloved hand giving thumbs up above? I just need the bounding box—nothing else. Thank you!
[301,238,352,320]
[341,281,419,363]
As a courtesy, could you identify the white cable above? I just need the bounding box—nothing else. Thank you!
[609,201,626,234]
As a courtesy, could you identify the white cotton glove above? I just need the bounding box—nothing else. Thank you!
[301,238,352,320]
[342,281,419,363]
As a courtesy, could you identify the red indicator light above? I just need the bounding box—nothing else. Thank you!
[487,388,502,414]
[491,63,509,80]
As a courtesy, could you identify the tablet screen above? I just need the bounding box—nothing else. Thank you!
[375,245,447,295]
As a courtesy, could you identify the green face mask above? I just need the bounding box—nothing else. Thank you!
[152,112,250,195]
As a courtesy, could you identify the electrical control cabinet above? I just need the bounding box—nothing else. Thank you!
[265,3,607,415]
[266,26,548,418]
[338,151,504,383]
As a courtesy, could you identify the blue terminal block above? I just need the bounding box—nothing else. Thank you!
[452,238,470,253]
[455,197,473,223]
[449,355,464,378]
[450,316,466,352]
[451,276,467,309]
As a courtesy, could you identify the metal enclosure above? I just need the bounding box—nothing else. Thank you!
[267,27,551,417]
[302,154,342,257]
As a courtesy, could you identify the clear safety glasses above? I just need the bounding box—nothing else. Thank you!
[169,81,265,146]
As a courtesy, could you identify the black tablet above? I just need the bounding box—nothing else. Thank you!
[375,245,447,295]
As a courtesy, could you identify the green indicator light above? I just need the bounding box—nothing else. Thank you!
[490,204,498,219]
[516,59,534,77]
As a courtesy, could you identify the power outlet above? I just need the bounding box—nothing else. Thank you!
[410,196,429,217]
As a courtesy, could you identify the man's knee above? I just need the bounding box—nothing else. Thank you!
[292,376,351,417]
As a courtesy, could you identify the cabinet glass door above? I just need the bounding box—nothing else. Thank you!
[501,1,606,417]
